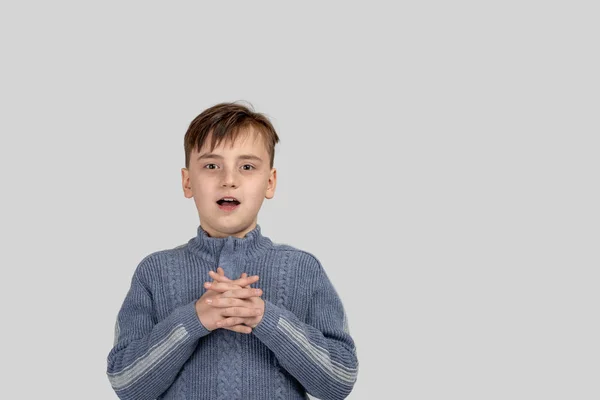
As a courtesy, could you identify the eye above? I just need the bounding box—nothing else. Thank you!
[204,163,218,170]
[241,164,255,171]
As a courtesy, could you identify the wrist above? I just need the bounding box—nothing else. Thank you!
[195,299,216,332]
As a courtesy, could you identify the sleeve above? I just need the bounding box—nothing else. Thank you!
[106,256,211,400]
[251,257,359,400]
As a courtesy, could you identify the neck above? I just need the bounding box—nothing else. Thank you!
[187,223,273,264]
[200,221,257,239]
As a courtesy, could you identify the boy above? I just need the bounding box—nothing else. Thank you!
[106,102,358,400]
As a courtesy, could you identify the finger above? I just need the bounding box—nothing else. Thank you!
[220,288,263,299]
[208,271,259,287]
[217,267,228,280]
[234,275,259,287]
[205,297,250,308]
[221,306,263,318]
[240,272,251,289]
[223,324,252,334]
[210,268,231,281]
[208,271,260,285]
[215,317,248,328]
[209,271,232,282]
[204,281,243,292]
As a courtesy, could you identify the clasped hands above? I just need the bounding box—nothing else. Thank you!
[195,267,265,334]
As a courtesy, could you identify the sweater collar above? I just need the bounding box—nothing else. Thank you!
[187,224,272,261]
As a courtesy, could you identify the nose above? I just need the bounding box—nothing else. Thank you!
[220,167,238,188]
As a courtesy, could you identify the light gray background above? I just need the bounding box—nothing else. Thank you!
[1,2,598,399]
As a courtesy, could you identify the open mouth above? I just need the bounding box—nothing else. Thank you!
[216,197,240,211]
[216,197,240,206]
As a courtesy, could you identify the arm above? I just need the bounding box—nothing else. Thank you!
[106,257,211,400]
[251,259,359,400]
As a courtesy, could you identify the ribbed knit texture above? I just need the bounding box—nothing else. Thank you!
[106,224,358,400]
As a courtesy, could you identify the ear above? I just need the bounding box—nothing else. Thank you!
[181,168,193,198]
[265,168,277,199]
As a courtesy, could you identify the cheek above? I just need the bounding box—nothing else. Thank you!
[192,178,215,201]
[248,181,269,201]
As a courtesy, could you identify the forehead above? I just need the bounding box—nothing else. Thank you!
[194,127,267,156]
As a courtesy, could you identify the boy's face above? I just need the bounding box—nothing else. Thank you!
[181,128,277,238]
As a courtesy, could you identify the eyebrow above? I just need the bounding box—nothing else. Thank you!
[197,153,263,162]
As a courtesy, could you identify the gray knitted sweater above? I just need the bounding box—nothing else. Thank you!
[106,225,358,400]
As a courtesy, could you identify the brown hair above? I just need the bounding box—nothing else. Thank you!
[184,101,280,169]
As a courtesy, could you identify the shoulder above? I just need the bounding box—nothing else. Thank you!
[132,244,185,281]
[138,245,181,266]
[268,241,326,277]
